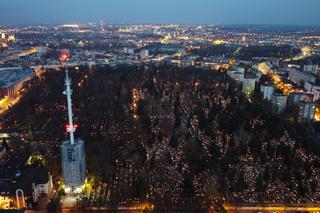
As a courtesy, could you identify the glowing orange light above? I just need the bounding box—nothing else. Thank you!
[60,49,70,62]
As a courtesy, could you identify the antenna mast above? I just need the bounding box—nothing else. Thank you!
[61,50,76,145]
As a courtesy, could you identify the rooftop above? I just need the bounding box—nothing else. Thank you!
[0,165,49,196]
[0,67,34,89]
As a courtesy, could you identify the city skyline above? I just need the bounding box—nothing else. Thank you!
[1,0,320,25]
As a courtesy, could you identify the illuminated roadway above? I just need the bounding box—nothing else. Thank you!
[224,204,320,212]
[0,48,37,64]
[257,63,301,96]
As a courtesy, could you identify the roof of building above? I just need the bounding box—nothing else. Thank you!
[262,82,274,87]
[0,67,34,89]
[272,92,286,97]
[244,73,257,79]
[0,165,49,196]
[306,81,320,87]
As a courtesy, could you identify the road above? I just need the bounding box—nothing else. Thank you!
[257,63,301,95]
[224,204,320,212]
[0,48,37,64]
[0,95,21,115]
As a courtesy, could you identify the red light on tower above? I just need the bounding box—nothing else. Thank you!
[66,124,78,132]
[60,49,70,62]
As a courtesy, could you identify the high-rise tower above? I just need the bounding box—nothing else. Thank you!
[60,50,86,190]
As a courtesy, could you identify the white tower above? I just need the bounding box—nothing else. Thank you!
[60,51,86,190]
[63,69,76,145]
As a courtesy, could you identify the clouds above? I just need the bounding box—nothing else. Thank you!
[0,0,319,25]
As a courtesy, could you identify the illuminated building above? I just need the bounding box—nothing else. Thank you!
[7,35,15,41]
[212,39,227,45]
[140,49,149,59]
[314,89,320,102]
[61,24,80,28]
[0,142,53,209]
[304,81,320,101]
[261,83,274,101]
[0,166,53,209]
[60,54,86,189]
[227,67,245,82]
[271,92,288,114]
[302,64,318,74]
[123,47,135,55]
[298,101,316,122]
[0,67,35,98]
[242,74,257,96]
[61,140,85,188]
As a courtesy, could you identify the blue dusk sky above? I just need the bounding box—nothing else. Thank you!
[0,0,319,25]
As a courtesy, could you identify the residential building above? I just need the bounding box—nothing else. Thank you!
[261,83,274,101]
[271,92,288,114]
[242,74,257,96]
[298,101,316,122]
[289,69,316,85]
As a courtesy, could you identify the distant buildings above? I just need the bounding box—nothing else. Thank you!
[0,67,34,98]
[0,32,15,48]
[271,92,288,114]
[159,45,186,56]
[123,47,134,55]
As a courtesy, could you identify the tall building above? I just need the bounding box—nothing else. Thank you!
[261,83,274,101]
[271,92,288,114]
[60,68,86,189]
[304,81,320,101]
[227,67,245,83]
[302,64,318,74]
[298,101,316,122]
[61,140,85,188]
[242,74,257,96]
[289,69,316,85]
[287,92,304,106]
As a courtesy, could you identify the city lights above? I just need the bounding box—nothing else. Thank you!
[0,7,320,212]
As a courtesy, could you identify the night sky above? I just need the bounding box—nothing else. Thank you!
[1,0,320,25]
